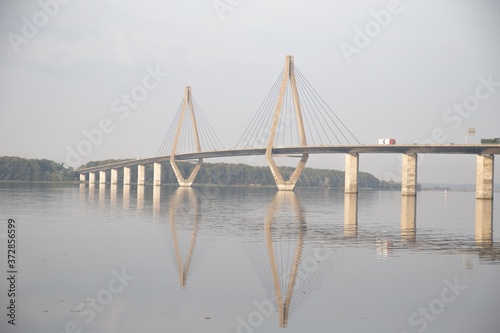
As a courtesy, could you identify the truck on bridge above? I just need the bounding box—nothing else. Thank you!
[378,138,396,145]
[481,138,500,144]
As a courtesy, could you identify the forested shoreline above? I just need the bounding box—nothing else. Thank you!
[0,156,406,190]
[0,156,78,181]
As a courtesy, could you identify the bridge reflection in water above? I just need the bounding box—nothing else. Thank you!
[398,194,493,246]
[80,184,499,328]
[344,193,358,237]
[168,188,201,289]
[401,195,417,241]
[476,199,493,245]
[86,183,498,263]
[264,192,305,328]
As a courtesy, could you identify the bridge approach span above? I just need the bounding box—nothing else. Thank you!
[77,144,500,174]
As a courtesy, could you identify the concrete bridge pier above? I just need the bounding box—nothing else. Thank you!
[99,170,106,185]
[111,169,118,184]
[401,153,418,196]
[476,154,494,199]
[123,167,131,185]
[137,165,145,185]
[79,174,86,182]
[154,162,162,186]
[344,153,359,194]
[89,172,96,185]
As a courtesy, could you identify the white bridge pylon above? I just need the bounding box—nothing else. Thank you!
[266,55,309,191]
[170,86,203,187]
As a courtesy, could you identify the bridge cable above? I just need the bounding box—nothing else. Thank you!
[235,69,284,148]
[296,73,339,145]
[241,69,283,148]
[244,71,282,148]
[157,101,183,156]
[296,70,341,144]
[295,68,349,144]
[295,68,360,144]
[157,103,180,156]
[298,81,326,145]
[256,78,283,147]
[299,85,317,146]
[191,99,216,151]
[192,97,225,151]
[157,93,226,157]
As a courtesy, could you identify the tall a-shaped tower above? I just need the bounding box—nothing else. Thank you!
[170,86,203,187]
[266,55,309,191]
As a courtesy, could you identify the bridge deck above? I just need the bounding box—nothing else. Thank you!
[77,144,500,173]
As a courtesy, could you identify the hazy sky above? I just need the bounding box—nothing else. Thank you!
[1,0,499,184]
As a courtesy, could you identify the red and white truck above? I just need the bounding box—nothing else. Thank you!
[378,138,396,144]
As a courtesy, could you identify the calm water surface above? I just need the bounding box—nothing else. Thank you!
[1,183,499,333]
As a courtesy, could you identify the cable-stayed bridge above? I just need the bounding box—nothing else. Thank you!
[75,55,498,328]
[77,55,499,200]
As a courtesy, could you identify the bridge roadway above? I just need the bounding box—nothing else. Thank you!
[77,144,500,173]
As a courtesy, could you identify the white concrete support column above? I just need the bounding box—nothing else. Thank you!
[154,162,162,186]
[123,167,131,185]
[344,153,359,194]
[99,170,106,184]
[79,174,86,182]
[137,165,145,185]
[111,169,118,185]
[476,154,494,199]
[401,153,418,196]
[89,172,96,185]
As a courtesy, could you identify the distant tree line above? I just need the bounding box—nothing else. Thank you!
[0,156,78,181]
[0,156,419,190]
[80,160,383,188]
[82,160,392,189]
[378,179,422,191]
